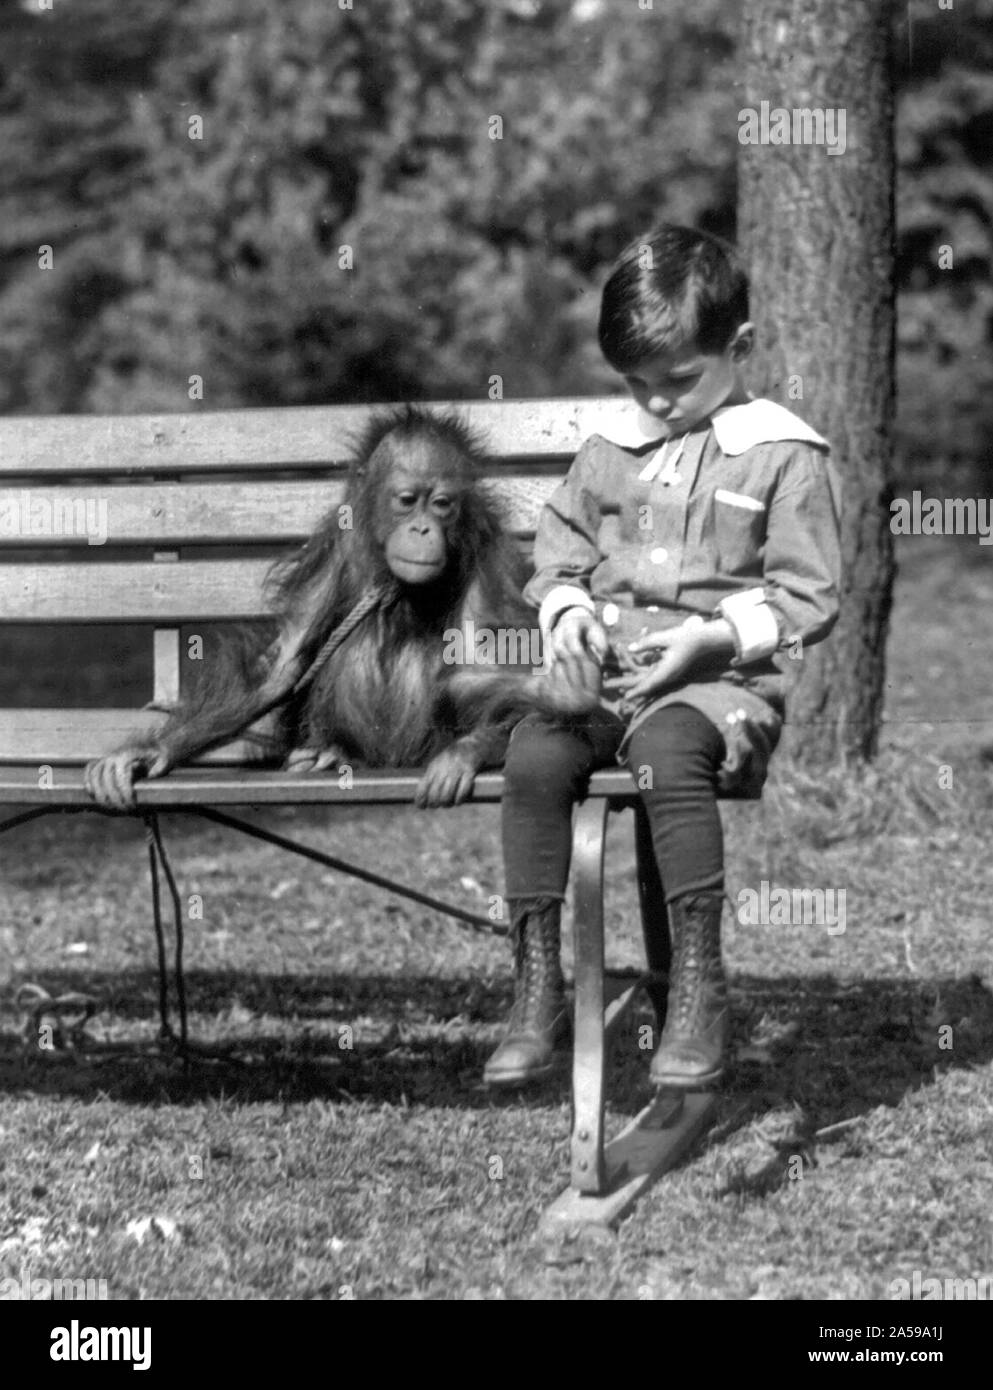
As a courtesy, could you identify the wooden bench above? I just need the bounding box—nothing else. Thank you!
[0,397,726,1230]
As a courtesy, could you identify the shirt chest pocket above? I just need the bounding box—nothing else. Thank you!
[713,488,767,576]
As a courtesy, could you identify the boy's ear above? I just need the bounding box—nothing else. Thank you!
[729,322,755,362]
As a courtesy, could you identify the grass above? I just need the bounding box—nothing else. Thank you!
[1,535,992,1300]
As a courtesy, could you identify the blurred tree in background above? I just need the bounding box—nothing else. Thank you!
[0,0,990,485]
[740,0,896,766]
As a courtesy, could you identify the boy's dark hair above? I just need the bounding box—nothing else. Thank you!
[598,225,749,371]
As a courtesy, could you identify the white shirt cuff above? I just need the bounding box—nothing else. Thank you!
[538,585,595,643]
[716,587,780,663]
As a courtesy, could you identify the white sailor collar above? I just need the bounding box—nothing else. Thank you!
[594,397,828,456]
[710,399,828,454]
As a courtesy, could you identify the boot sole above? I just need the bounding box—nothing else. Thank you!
[483,1045,570,1088]
[650,1065,725,1091]
[483,1064,557,1088]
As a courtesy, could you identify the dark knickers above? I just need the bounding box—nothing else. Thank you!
[502,703,726,904]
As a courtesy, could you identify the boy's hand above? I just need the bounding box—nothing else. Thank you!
[549,607,609,668]
[605,617,735,708]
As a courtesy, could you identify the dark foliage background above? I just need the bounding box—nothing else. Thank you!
[0,0,990,486]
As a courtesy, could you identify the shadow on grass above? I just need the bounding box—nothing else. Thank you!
[0,967,560,1111]
[609,969,993,1197]
[2,968,991,1145]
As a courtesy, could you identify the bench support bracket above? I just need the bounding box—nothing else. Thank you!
[541,1089,718,1234]
[193,806,501,934]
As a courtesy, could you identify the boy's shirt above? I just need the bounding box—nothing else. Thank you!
[524,399,843,797]
[528,398,841,669]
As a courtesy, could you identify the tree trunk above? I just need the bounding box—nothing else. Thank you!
[737,0,896,764]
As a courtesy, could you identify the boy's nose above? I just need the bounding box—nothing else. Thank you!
[647,393,670,414]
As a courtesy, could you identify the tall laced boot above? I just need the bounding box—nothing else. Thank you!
[483,897,570,1087]
[650,891,729,1090]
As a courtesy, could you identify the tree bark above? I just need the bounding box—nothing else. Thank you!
[737,0,896,763]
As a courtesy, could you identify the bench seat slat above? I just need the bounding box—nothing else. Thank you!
[0,764,640,807]
[0,559,273,621]
[0,399,637,476]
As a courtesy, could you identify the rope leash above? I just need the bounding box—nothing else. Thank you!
[15,983,99,1051]
[291,579,400,698]
[13,569,451,1065]
[142,814,262,1066]
[144,813,189,1056]
[136,581,402,1057]
[126,579,515,1062]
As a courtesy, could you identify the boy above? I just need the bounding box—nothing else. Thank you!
[485,224,841,1089]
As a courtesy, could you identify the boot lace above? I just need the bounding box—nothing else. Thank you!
[507,908,563,1033]
[666,896,726,1036]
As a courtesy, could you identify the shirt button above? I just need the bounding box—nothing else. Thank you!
[602,603,620,627]
[649,547,668,564]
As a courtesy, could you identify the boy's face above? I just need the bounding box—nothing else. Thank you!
[622,324,753,438]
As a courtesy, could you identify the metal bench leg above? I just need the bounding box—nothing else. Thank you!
[569,796,610,1195]
[540,796,718,1235]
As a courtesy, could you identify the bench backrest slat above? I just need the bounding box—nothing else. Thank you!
[0,476,559,547]
[0,481,335,546]
[0,398,636,475]
[0,709,246,765]
[0,559,274,622]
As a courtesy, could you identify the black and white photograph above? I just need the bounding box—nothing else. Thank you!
[0,0,990,1339]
